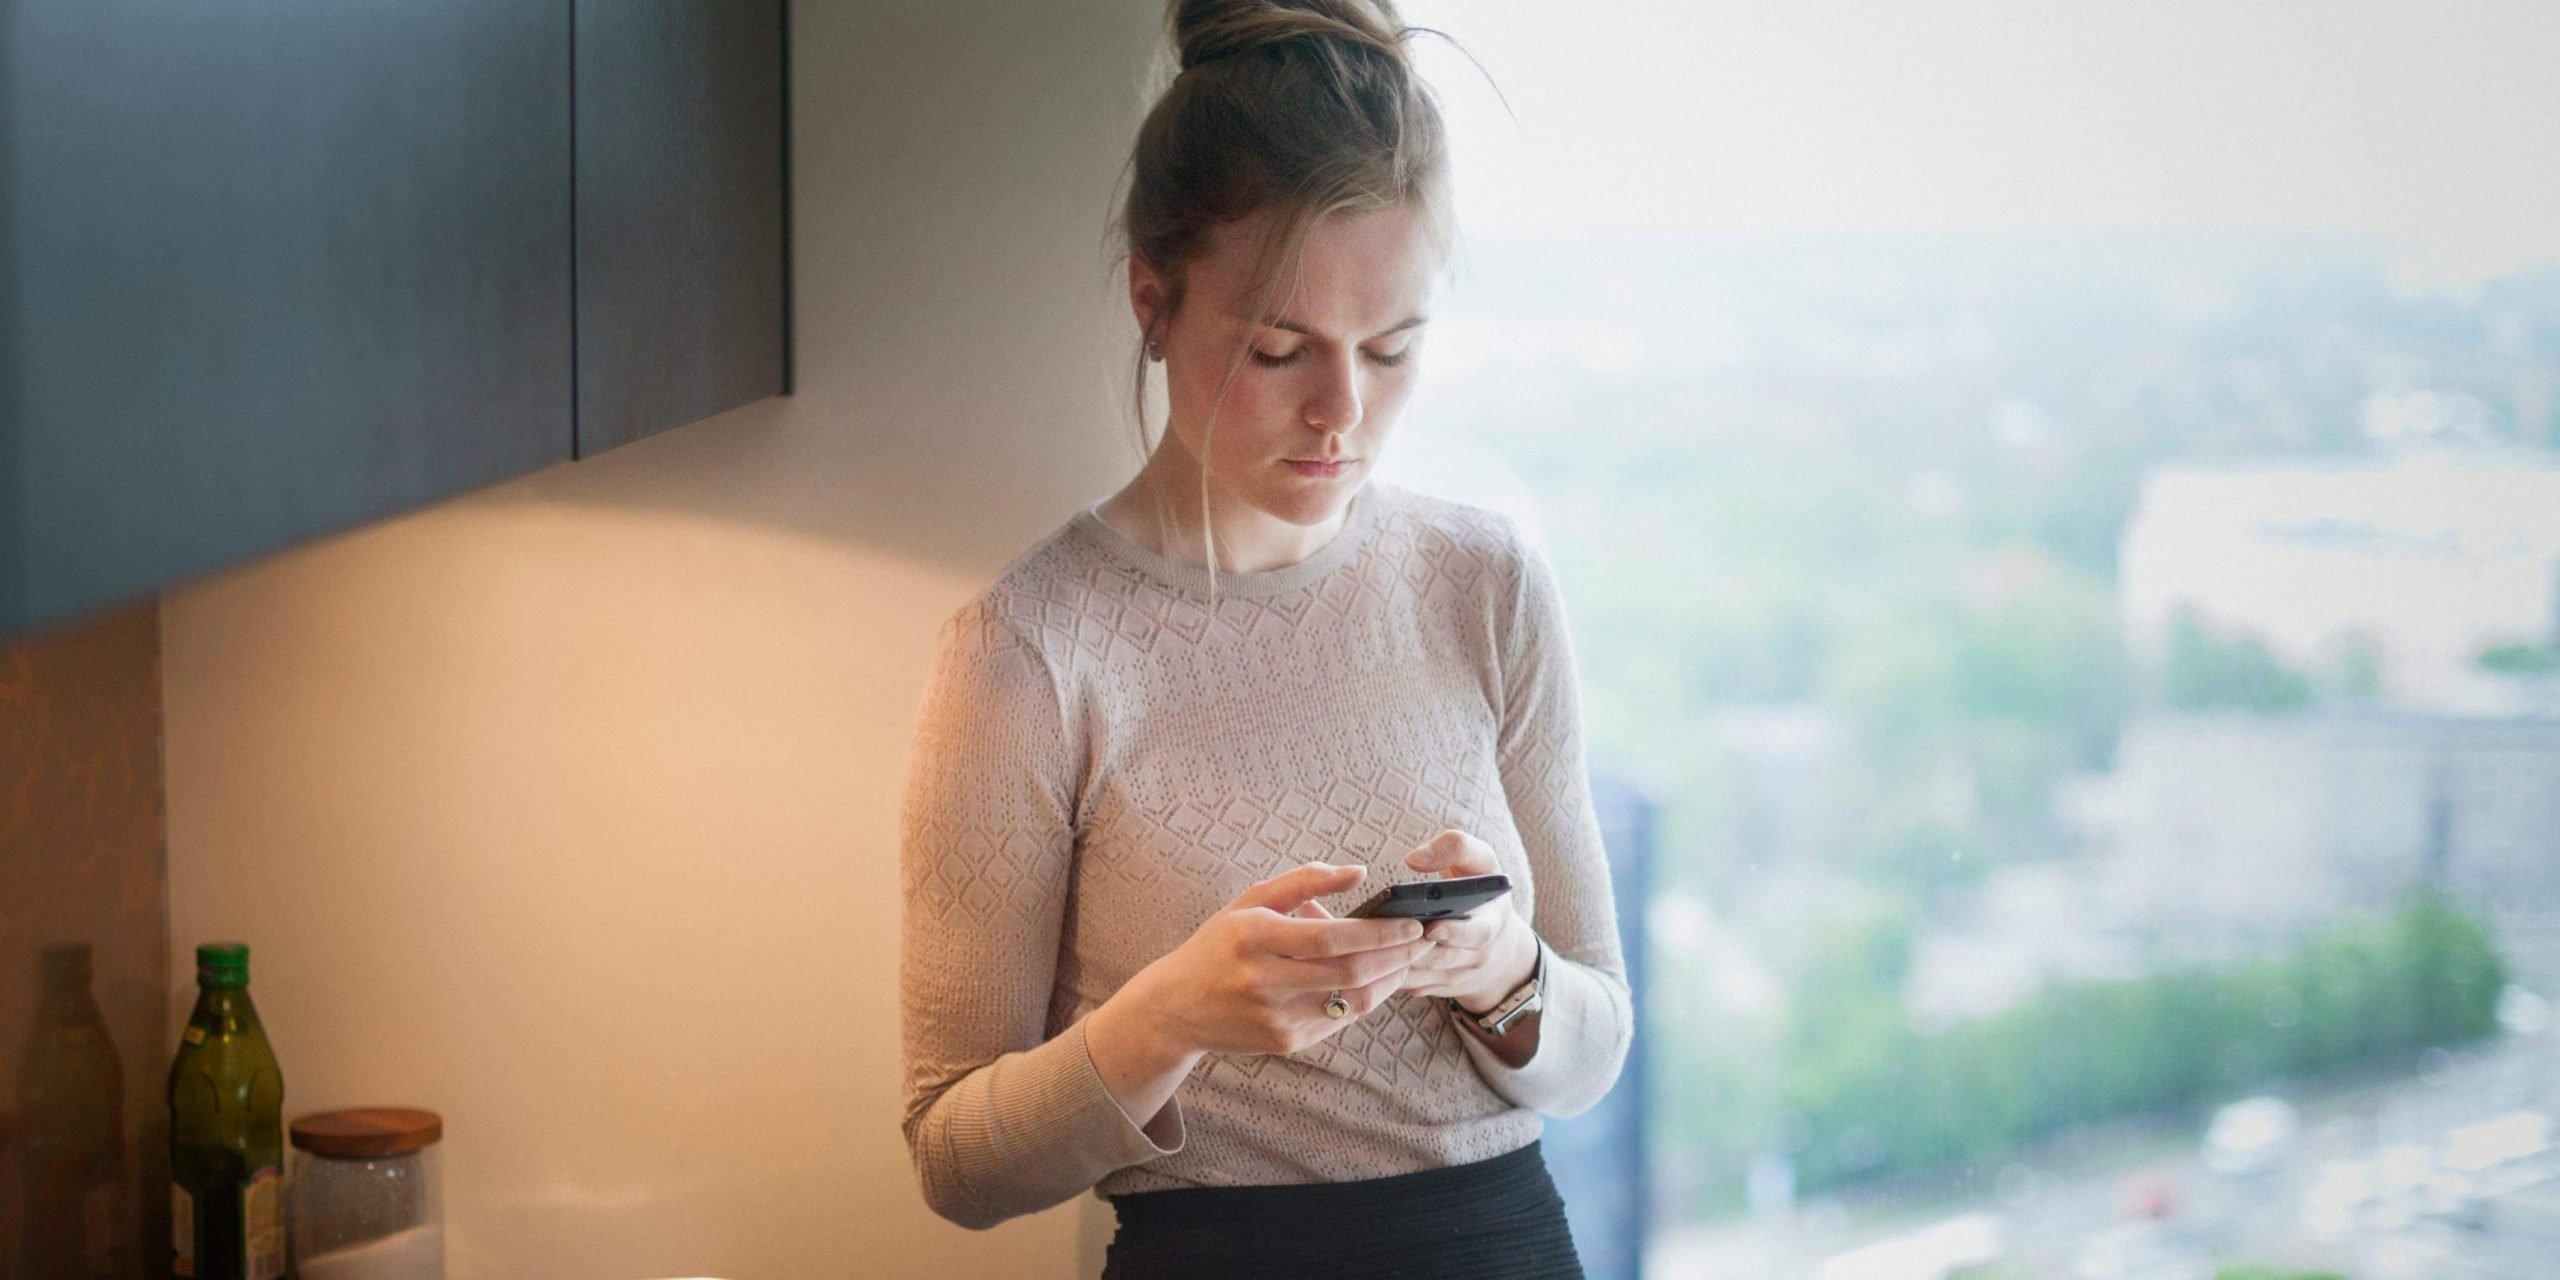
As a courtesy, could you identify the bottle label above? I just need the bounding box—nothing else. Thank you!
[245,1166,285,1280]
[184,1025,206,1045]
[172,1182,195,1277]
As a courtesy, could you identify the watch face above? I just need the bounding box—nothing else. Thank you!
[1464,942,1547,1035]
[1481,986,1541,1035]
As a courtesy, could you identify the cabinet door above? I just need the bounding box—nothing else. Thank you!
[2,0,574,637]
[572,0,790,458]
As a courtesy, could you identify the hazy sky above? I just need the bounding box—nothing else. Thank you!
[1403,0,2560,282]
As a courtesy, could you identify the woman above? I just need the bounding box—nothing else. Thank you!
[898,2,1632,1275]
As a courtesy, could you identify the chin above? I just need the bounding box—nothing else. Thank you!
[1257,485,1352,526]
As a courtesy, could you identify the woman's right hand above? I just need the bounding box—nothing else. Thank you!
[1122,862,1434,1058]
[1085,862,1432,1133]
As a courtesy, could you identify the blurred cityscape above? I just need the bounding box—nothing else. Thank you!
[1401,228,2560,1279]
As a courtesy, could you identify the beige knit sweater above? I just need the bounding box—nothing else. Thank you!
[897,479,1633,1229]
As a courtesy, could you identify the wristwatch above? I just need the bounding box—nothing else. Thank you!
[1451,937,1545,1037]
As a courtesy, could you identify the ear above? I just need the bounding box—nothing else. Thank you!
[1128,255,1170,348]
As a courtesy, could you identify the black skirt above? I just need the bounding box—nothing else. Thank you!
[1100,1141,1584,1280]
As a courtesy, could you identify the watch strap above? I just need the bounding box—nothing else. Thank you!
[1452,936,1546,1037]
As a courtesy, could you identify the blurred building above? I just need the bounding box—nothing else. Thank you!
[2100,710,2560,936]
[2119,447,2560,712]
[1543,769,1656,1280]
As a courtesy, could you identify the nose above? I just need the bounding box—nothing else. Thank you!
[1304,351,1364,437]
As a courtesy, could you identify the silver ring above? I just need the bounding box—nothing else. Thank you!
[1323,991,1350,1020]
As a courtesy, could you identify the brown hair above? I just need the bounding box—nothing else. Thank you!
[1110,0,1461,581]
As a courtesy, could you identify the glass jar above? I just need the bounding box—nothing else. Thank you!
[287,1107,444,1280]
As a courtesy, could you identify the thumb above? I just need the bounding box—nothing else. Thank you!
[1229,862,1365,915]
[1405,829,1490,876]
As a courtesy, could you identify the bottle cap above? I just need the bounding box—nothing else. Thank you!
[195,942,250,990]
[291,1108,444,1158]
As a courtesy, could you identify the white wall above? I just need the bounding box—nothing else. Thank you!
[161,4,1160,1277]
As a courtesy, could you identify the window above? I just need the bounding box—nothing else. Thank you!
[1396,4,2560,1277]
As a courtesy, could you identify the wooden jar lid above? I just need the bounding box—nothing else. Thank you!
[290,1107,443,1158]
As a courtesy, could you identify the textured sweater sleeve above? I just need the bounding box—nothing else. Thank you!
[1453,527,1636,1117]
[898,600,1183,1230]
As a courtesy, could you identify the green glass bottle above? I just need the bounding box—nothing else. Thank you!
[168,942,285,1280]
[16,942,127,1279]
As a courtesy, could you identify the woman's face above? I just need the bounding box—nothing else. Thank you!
[1133,204,1438,530]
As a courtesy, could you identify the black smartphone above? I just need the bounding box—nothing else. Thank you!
[1346,873,1512,921]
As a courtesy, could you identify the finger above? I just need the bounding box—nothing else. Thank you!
[1261,938,1434,991]
[1307,963,1414,1029]
[1228,862,1365,915]
[1339,964,1408,1018]
[1264,942,1443,988]
[1292,897,1336,919]
[1252,912,1425,959]
[1403,829,1497,877]
[1421,914,1498,950]
[1400,953,1486,996]
[1402,942,1464,972]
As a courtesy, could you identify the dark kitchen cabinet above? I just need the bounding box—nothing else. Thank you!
[2,1,577,636]
[574,0,791,458]
[0,0,792,639]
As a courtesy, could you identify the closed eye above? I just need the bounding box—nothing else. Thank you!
[1247,346,1412,369]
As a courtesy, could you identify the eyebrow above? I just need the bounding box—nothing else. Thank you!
[1231,314,1429,341]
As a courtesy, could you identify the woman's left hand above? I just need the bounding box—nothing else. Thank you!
[1394,829,1540,1013]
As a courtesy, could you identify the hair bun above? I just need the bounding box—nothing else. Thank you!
[1173,0,1410,73]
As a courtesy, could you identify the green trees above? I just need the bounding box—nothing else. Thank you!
[1825,572,2133,886]
[2156,613,2317,711]
[1764,892,2506,1194]
[2477,642,2559,676]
